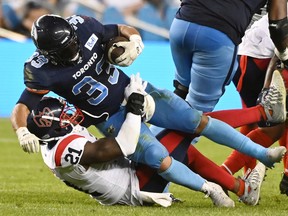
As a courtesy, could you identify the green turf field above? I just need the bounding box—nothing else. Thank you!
[1,117,288,216]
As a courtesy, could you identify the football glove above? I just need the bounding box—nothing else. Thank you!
[114,34,144,67]
[124,73,155,122]
[139,191,173,207]
[124,73,147,99]
[16,127,40,153]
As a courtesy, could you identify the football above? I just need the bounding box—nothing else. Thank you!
[105,36,129,64]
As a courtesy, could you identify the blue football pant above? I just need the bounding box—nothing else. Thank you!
[96,82,274,169]
[170,18,238,112]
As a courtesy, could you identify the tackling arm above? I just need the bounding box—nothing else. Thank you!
[268,0,288,60]
[263,54,280,89]
[10,103,30,131]
[11,89,45,153]
[79,93,144,165]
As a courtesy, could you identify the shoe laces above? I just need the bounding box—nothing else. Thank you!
[262,86,283,108]
[243,168,260,190]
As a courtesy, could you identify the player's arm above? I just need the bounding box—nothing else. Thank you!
[110,25,144,67]
[11,88,46,153]
[79,73,152,165]
[79,93,144,165]
[262,54,280,88]
[268,0,288,62]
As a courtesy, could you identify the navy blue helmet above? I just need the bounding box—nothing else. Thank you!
[31,14,81,65]
[27,97,84,146]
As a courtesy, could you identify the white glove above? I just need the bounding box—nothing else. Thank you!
[16,127,40,153]
[115,34,144,67]
[124,73,147,100]
[139,191,173,207]
[124,73,155,122]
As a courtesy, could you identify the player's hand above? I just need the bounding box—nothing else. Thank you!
[16,127,40,153]
[124,73,147,99]
[125,73,155,122]
[115,35,144,67]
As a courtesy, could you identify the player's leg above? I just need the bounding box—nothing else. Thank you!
[222,124,285,174]
[145,78,286,168]
[205,105,266,128]
[222,56,285,174]
[170,18,238,112]
[97,111,233,206]
[135,126,234,207]
[138,129,265,205]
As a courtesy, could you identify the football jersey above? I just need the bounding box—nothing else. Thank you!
[24,15,130,126]
[41,125,142,206]
[238,15,274,58]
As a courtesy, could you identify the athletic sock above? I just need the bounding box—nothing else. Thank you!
[239,124,257,136]
[221,128,274,174]
[159,157,205,191]
[186,145,235,191]
[235,178,246,197]
[201,117,270,166]
[206,105,263,128]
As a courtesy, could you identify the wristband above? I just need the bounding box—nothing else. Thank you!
[275,47,288,61]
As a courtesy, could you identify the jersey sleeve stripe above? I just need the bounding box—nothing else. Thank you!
[26,87,50,94]
[55,134,84,166]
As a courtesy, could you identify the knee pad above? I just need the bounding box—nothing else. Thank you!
[144,145,169,169]
[173,80,188,99]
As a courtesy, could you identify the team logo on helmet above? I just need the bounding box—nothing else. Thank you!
[32,107,54,128]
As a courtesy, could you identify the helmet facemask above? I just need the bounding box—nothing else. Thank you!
[27,97,84,146]
[47,34,82,66]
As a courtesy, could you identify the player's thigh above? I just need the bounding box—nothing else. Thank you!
[145,82,202,133]
[186,29,238,111]
[233,56,269,107]
[170,19,198,86]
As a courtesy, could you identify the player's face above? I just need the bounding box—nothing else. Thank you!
[50,35,81,65]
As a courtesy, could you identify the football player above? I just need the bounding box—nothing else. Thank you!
[27,96,265,207]
[10,14,286,207]
[220,13,288,196]
[170,0,288,112]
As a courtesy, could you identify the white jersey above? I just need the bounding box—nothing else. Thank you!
[238,14,274,58]
[40,125,142,206]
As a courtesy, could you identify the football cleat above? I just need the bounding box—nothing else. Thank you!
[263,146,287,168]
[279,174,288,195]
[239,162,266,206]
[260,70,287,124]
[170,194,183,203]
[202,181,235,207]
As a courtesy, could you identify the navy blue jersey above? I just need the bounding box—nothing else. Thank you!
[176,0,267,45]
[24,15,130,126]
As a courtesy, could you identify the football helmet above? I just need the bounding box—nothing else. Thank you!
[27,97,84,145]
[31,14,81,65]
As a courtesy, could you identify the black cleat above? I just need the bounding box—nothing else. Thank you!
[280,174,288,195]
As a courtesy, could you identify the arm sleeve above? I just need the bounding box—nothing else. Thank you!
[115,113,141,156]
[16,89,44,111]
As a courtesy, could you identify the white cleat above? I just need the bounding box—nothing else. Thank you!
[260,70,286,124]
[264,146,287,168]
[239,162,266,206]
[202,181,235,207]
